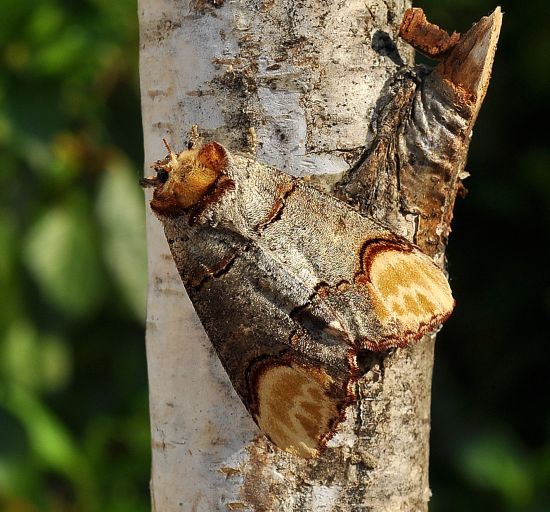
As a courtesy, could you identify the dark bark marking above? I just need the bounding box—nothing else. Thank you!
[371,30,405,67]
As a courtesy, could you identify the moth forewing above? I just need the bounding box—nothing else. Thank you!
[143,141,454,457]
[217,153,455,349]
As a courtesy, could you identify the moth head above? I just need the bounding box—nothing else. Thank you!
[140,139,228,216]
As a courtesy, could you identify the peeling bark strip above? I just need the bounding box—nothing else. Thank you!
[399,8,461,59]
[139,2,501,511]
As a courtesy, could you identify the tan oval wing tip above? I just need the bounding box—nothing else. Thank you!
[361,246,455,350]
[250,361,354,459]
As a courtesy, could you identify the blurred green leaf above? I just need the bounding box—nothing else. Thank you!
[1,321,71,393]
[0,113,13,142]
[96,159,146,319]
[0,385,98,511]
[0,407,41,509]
[25,3,64,44]
[0,213,22,324]
[2,385,81,476]
[33,26,87,77]
[40,334,72,392]
[1,321,41,390]
[460,433,533,508]
[24,198,104,317]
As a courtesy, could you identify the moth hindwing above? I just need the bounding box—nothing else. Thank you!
[142,141,454,458]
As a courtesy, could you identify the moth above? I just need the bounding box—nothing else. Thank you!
[141,140,454,458]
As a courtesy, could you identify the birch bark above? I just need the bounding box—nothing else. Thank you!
[139,2,500,510]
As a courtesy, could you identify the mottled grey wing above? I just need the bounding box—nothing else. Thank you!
[165,222,356,458]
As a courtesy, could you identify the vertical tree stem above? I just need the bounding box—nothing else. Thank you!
[139,2,501,510]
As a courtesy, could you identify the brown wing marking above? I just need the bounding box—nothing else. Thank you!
[248,357,353,458]
[356,238,454,343]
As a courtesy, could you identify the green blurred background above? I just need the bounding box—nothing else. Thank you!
[0,0,547,510]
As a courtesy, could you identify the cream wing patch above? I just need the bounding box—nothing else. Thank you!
[254,364,341,458]
[369,249,454,333]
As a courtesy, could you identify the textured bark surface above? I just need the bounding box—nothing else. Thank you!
[139,2,500,510]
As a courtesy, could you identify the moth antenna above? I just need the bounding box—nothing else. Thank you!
[162,138,178,164]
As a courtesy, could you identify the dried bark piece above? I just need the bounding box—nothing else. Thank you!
[399,8,461,59]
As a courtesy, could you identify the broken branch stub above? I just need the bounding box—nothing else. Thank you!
[335,7,502,258]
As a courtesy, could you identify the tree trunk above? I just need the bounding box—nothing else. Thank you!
[139,2,501,510]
